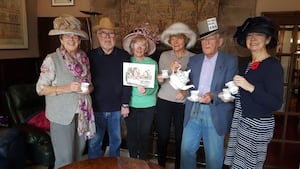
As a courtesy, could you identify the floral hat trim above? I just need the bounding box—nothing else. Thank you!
[123,27,159,55]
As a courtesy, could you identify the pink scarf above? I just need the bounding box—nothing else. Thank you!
[59,45,96,139]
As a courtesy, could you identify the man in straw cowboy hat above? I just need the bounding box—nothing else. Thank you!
[87,17,131,158]
[180,17,238,169]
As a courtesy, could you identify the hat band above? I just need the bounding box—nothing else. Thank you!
[199,30,218,39]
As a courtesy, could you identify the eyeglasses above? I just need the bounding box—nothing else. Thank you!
[97,31,116,38]
[62,34,80,40]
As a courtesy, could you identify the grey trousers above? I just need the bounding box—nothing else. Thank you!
[50,115,85,169]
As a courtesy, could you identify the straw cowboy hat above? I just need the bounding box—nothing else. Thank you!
[123,28,157,56]
[48,14,88,40]
[197,17,219,40]
[160,22,197,49]
[233,16,278,49]
[92,17,117,32]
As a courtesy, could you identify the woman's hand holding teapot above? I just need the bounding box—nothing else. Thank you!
[170,61,181,73]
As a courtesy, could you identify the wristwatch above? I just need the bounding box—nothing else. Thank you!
[122,104,129,108]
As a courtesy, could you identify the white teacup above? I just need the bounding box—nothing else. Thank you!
[81,82,89,92]
[161,70,169,78]
[222,88,232,99]
[190,90,199,99]
[225,81,238,95]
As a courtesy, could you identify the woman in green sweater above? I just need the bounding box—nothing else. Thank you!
[122,28,158,160]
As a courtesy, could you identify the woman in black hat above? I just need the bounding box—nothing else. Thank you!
[223,16,284,169]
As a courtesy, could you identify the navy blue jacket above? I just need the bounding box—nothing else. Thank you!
[184,51,238,135]
[239,56,284,118]
[88,47,132,112]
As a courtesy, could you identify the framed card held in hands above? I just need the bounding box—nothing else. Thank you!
[123,62,155,88]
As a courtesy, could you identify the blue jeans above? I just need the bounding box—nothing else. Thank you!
[88,111,122,158]
[180,104,224,169]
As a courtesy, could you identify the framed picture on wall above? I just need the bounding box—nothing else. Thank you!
[52,0,74,6]
[0,0,28,49]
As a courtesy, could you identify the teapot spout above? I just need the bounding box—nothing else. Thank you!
[181,85,195,90]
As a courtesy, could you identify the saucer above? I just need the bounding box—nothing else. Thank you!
[81,88,88,92]
[220,94,235,101]
[162,75,169,79]
[187,96,199,102]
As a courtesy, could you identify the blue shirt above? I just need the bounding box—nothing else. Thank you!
[198,52,218,96]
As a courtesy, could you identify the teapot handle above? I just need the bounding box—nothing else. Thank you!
[177,64,182,71]
[172,64,182,74]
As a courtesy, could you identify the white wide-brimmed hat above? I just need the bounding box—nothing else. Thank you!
[197,17,219,40]
[161,22,197,49]
[48,14,88,40]
[123,28,156,55]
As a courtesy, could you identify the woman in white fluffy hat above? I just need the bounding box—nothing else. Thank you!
[156,22,196,169]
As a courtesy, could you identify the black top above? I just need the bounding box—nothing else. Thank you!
[239,56,284,118]
[88,47,132,112]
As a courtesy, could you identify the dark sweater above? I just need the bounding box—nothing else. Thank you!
[88,47,131,112]
[239,56,284,118]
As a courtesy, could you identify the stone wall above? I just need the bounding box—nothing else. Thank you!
[91,0,219,49]
[90,0,256,58]
[218,0,256,57]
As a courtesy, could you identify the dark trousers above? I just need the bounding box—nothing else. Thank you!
[125,106,155,160]
[156,98,184,169]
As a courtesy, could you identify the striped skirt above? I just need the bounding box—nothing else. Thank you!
[224,107,274,169]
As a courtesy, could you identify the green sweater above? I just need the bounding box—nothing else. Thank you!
[129,56,158,108]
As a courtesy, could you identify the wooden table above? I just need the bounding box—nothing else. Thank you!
[60,157,165,169]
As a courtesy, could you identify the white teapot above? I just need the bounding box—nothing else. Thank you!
[169,65,194,90]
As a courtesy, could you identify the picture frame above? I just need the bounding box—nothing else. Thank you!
[0,0,28,49]
[51,0,74,6]
[123,62,156,88]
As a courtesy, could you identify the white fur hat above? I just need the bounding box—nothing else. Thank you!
[160,22,197,49]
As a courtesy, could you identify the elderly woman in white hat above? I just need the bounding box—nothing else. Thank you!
[36,14,95,169]
[156,22,196,169]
